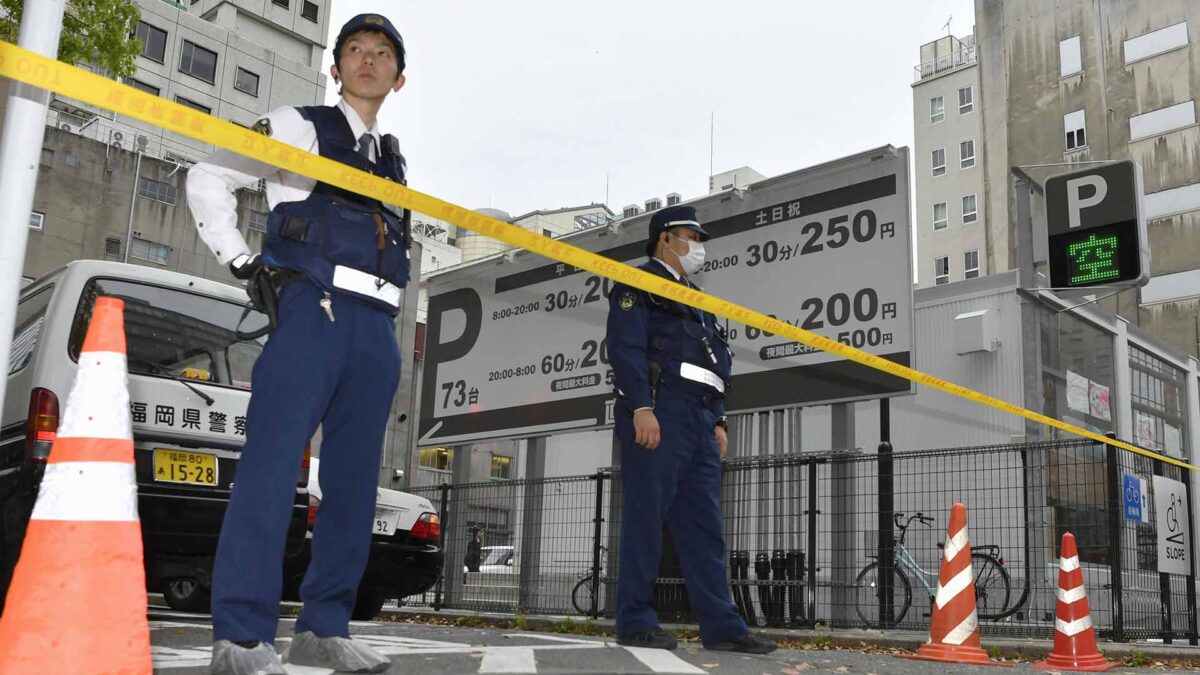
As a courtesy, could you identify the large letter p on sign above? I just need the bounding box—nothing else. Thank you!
[1066,175,1107,229]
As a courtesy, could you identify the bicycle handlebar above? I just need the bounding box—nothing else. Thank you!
[893,512,936,530]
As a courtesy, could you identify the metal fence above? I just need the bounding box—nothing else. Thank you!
[403,438,1198,643]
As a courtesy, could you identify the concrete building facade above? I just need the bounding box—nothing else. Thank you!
[975,0,1200,357]
[47,0,329,164]
[912,33,989,288]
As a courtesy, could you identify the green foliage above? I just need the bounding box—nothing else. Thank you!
[0,0,141,78]
[1126,650,1152,667]
[513,613,528,631]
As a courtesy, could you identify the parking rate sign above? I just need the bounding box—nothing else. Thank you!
[419,147,914,446]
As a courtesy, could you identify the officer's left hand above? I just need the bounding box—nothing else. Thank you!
[715,425,728,460]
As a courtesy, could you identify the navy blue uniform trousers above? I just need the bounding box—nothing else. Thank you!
[615,386,747,646]
[212,279,401,642]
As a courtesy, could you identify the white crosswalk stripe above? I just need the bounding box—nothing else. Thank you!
[480,646,538,673]
[624,646,708,674]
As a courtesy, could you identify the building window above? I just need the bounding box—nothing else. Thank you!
[104,237,121,258]
[958,86,973,114]
[930,95,944,123]
[233,67,260,97]
[126,78,160,96]
[40,148,53,168]
[247,210,268,233]
[931,148,946,176]
[29,211,44,230]
[962,194,978,224]
[959,139,975,169]
[135,21,167,63]
[932,202,948,230]
[418,447,452,471]
[490,454,512,480]
[272,0,289,7]
[129,237,170,265]
[175,95,211,115]
[542,228,554,238]
[1130,345,1189,459]
[934,256,950,285]
[138,176,177,205]
[179,40,218,84]
[301,1,318,21]
[1060,35,1082,76]
[1065,109,1087,150]
[964,250,980,279]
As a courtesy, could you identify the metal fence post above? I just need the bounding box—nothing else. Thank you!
[590,471,606,619]
[806,457,819,628]
[877,441,895,628]
[434,482,449,612]
[1185,466,1199,646]
[1104,434,1125,641]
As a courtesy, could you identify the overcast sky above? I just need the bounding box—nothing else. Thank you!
[323,1,976,219]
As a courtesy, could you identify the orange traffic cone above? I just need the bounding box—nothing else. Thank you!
[0,297,151,674]
[1034,532,1117,671]
[900,503,1006,666]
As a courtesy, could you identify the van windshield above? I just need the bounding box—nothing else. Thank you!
[68,278,268,389]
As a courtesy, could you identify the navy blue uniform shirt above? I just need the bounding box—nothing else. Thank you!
[606,259,731,420]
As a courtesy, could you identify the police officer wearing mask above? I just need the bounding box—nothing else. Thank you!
[606,206,777,654]
[187,13,409,675]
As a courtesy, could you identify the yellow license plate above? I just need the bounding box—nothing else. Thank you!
[153,449,218,486]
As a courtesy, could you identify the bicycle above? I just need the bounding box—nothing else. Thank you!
[854,512,1012,629]
[571,545,608,616]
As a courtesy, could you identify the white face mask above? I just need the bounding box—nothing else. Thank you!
[668,234,706,275]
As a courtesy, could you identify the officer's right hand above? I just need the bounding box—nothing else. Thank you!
[633,409,660,450]
[229,253,263,280]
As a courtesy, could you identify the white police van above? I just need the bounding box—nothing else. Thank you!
[1,260,308,612]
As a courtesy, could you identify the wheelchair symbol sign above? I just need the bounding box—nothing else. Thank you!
[1123,474,1148,522]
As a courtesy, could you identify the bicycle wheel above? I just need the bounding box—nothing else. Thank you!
[854,562,911,629]
[571,575,606,616]
[971,553,1011,620]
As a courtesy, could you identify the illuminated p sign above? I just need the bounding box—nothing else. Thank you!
[1045,161,1149,289]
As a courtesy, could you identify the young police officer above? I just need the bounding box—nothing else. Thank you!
[187,14,409,675]
[606,205,777,654]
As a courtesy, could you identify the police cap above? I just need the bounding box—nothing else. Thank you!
[645,205,710,257]
[335,14,406,72]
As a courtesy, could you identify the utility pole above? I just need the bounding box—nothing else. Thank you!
[0,0,68,417]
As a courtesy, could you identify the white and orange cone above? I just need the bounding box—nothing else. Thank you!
[1034,532,1117,672]
[900,503,1006,666]
[0,297,151,674]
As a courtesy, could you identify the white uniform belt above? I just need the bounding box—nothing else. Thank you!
[679,362,725,394]
[332,265,402,308]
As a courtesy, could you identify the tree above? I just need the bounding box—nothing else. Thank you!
[0,0,141,79]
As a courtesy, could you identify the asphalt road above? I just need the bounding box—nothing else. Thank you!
[147,605,1186,674]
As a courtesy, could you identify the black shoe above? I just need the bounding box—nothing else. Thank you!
[617,628,678,650]
[706,633,777,654]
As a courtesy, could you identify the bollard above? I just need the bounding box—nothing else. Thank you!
[770,550,787,626]
[786,550,804,625]
[754,552,771,627]
[736,551,756,626]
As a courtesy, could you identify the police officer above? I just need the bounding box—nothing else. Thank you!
[187,13,409,675]
[607,205,776,654]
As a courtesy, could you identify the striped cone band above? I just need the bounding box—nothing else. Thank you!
[1056,614,1094,637]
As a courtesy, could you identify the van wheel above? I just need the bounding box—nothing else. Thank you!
[351,586,387,621]
[163,578,212,614]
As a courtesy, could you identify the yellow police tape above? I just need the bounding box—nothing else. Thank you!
[1,41,1193,471]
